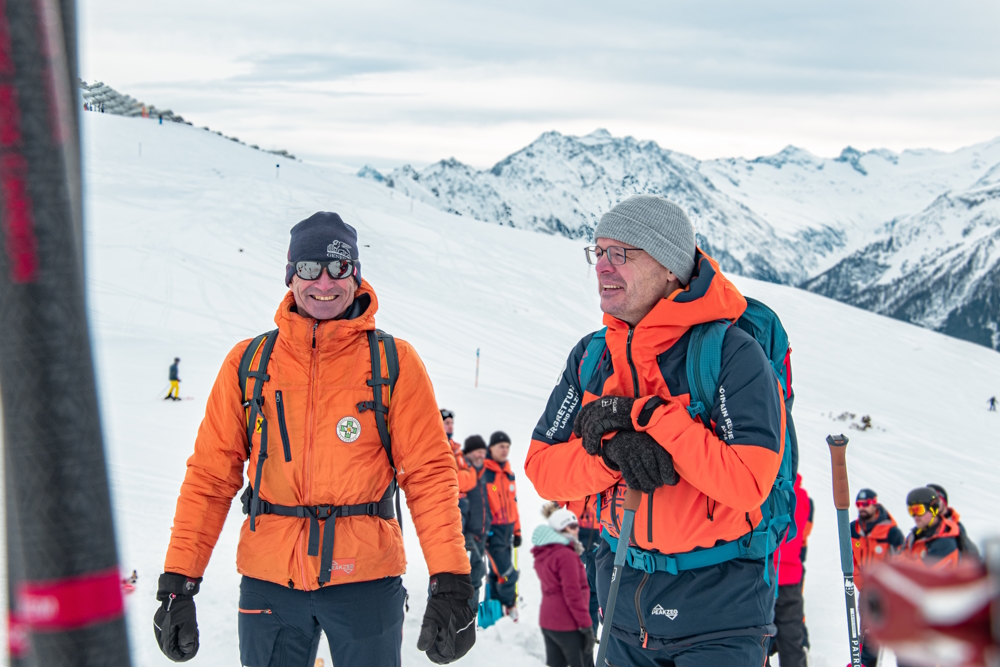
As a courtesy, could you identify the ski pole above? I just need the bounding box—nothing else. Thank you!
[827,434,863,667]
[596,487,641,667]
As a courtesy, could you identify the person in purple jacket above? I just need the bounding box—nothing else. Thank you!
[532,503,595,667]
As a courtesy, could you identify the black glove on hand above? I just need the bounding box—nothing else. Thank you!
[579,627,596,655]
[153,573,202,663]
[513,534,522,548]
[603,431,679,493]
[573,396,635,455]
[418,573,477,664]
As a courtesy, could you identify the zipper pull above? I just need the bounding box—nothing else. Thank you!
[166,593,176,611]
[312,320,319,348]
[639,628,647,647]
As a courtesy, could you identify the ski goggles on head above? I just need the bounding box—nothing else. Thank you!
[908,503,934,517]
[856,498,878,508]
[440,409,454,421]
[294,259,355,281]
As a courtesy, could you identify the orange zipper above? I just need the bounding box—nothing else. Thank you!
[238,608,272,614]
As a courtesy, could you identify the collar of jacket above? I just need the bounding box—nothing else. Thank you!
[600,250,746,397]
[914,516,959,543]
[483,458,511,475]
[273,279,379,351]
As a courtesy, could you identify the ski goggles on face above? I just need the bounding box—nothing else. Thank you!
[294,259,355,281]
[908,504,932,517]
[856,498,877,508]
[440,410,455,420]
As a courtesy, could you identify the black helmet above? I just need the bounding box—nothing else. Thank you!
[906,486,940,512]
[174,357,180,362]
[926,483,948,503]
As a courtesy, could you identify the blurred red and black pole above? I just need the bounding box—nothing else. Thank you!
[0,0,131,665]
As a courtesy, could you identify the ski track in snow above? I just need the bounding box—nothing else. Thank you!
[6,113,1000,666]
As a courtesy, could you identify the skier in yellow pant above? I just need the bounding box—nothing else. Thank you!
[165,357,181,401]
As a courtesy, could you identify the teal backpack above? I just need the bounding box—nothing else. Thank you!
[580,297,798,585]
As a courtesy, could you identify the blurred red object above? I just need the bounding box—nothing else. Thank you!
[861,539,999,667]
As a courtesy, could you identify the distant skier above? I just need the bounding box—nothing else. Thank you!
[902,487,961,569]
[461,435,491,611]
[768,474,814,667]
[532,503,594,667]
[165,357,180,400]
[989,396,997,411]
[483,431,521,620]
[154,212,474,665]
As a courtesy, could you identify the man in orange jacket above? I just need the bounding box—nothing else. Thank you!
[442,409,478,530]
[483,430,521,618]
[526,195,786,666]
[902,487,961,569]
[153,212,474,666]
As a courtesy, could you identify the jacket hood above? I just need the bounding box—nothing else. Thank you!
[532,524,570,547]
[603,250,746,361]
[274,279,379,350]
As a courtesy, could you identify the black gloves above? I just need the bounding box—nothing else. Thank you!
[579,627,596,655]
[603,431,679,494]
[418,572,476,664]
[573,396,635,454]
[513,534,522,548]
[153,573,202,662]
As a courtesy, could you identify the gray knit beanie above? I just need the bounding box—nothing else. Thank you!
[593,195,696,284]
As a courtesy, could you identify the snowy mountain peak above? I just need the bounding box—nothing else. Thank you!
[356,164,385,182]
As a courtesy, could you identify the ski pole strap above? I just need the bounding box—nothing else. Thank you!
[244,484,396,584]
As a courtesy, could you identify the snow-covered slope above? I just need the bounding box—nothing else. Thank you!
[803,165,1000,350]
[68,113,1000,667]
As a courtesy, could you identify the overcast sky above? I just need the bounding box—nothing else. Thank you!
[78,1,1000,169]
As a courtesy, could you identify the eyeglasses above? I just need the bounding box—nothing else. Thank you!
[908,504,934,517]
[856,498,877,509]
[294,260,356,281]
[585,245,646,266]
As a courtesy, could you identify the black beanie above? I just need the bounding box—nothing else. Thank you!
[489,431,511,447]
[463,435,487,454]
[285,212,361,287]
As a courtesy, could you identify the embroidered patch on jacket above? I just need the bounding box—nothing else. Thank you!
[337,416,361,442]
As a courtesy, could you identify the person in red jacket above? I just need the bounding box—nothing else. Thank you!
[484,430,521,618]
[768,474,813,667]
[532,503,594,667]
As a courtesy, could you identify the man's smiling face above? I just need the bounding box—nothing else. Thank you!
[291,268,357,320]
[594,237,679,326]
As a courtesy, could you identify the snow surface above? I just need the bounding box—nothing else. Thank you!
[8,112,1000,666]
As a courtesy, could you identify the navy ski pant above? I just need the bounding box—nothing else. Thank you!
[605,632,769,667]
[486,523,518,607]
[237,575,405,667]
[579,527,601,631]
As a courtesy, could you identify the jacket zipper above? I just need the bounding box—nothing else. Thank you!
[238,608,273,614]
[275,391,292,462]
[299,319,320,586]
[625,327,639,398]
[634,572,650,648]
[647,492,654,543]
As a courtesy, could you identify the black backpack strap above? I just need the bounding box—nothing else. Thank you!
[237,329,279,532]
[359,329,403,533]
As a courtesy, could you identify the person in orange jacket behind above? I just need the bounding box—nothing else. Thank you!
[902,487,961,569]
[560,495,600,631]
[153,212,474,666]
[851,488,905,591]
[462,435,491,611]
[484,430,521,619]
[441,409,478,530]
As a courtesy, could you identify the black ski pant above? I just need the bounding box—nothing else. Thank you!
[237,575,405,667]
[466,534,488,613]
[579,527,600,630]
[486,523,518,607]
[542,628,592,667]
[770,582,807,667]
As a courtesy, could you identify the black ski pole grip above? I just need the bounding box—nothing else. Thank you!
[827,434,851,510]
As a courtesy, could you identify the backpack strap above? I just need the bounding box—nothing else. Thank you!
[238,329,279,532]
[685,321,729,425]
[578,327,607,392]
[358,329,403,533]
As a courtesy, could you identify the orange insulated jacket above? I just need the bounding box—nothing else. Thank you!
[164,281,469,590]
